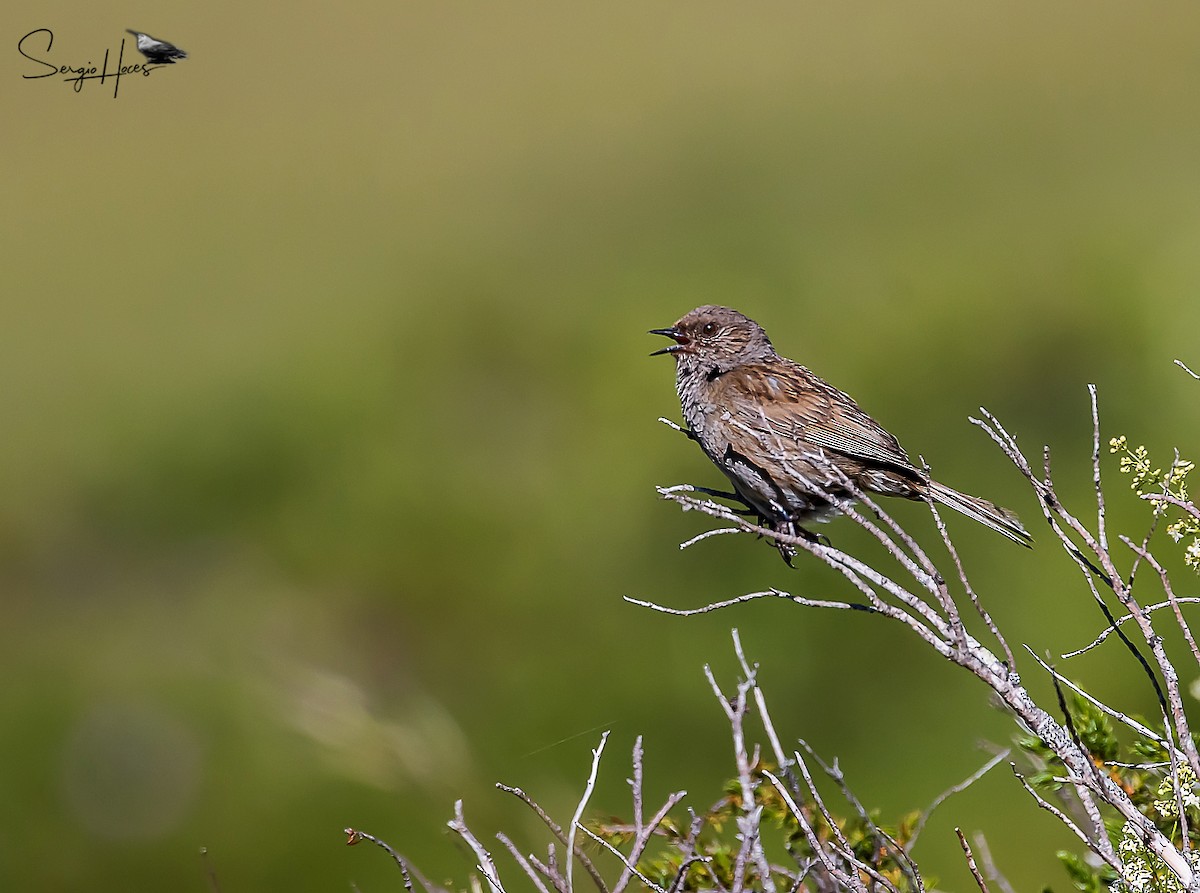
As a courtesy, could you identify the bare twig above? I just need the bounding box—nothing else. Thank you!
[732,630,791,779]
[611,790,687,893]
[909,749,1010,848]
[528,850,568,893]
[665,812,711,893]
[448,801,506,893]
[1122,541,1200,672]
[496,834,553,893]
[704,660,777,893]
[345,828,428,893]
[1064,597,1200,658]
[567,733,610,893]
[762,769,867,893]
[794,739,922,892]
[1009,765,1123,875]
[1024,647,1169,747]
[1144,491,1200,524]
[496,784,608,892]
[1045,656,1113,851]
[1165,710,1192,853]
[1089,385,1110,558]
[679,527,743,549]
[925,479,1016,670]
[955,828,989,893]
[969,833,1015,893]
[626,589,872,616]
[577,826,666,893]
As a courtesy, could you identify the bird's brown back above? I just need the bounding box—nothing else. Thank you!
[710,356,919,478]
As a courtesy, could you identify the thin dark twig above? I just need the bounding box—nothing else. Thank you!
[666,856,713,893]
[1030,428,1174,728]
[345,828,425,893]
[1024,647,1170,747]
[1122,542,1200,672]
[1106,536,1200,778]
[1046,657,1111,847]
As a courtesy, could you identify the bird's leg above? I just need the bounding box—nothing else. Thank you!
[763,514,829,566]
[693,485,751,505]
[679,482,758,515]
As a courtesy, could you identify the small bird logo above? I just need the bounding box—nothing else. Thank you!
[125,29,188,65]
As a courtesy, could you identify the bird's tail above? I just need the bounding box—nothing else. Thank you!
[928,481,1032,548]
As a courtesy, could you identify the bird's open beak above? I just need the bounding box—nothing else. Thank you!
[649,326,687,356]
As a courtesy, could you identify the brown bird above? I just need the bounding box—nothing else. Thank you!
[651,305,1031,561]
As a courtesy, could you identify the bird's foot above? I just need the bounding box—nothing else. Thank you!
[764,519,830,566]
[798,525,831,547]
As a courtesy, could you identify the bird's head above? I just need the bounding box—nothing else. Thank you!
[650,305,775,369]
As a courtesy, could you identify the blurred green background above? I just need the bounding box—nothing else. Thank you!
[6,2,1200,889]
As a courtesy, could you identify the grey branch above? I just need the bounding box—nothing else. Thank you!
[955,828,989,893]
[567,732,609,893]
[448,800,506,893]
[1065,597,1200,658]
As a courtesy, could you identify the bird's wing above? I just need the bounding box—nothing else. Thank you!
[720,362,917,472]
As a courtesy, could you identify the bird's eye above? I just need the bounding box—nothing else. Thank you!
[701,322,717,336]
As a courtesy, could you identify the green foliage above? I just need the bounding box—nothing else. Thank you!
[1110,436,1200,572]
[1057,849,1109,893]
[1020,696,1200,892]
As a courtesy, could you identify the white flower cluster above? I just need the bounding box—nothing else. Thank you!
[1116,767,1200,893]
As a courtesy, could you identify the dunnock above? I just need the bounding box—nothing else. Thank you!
[651,305,1031,560]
